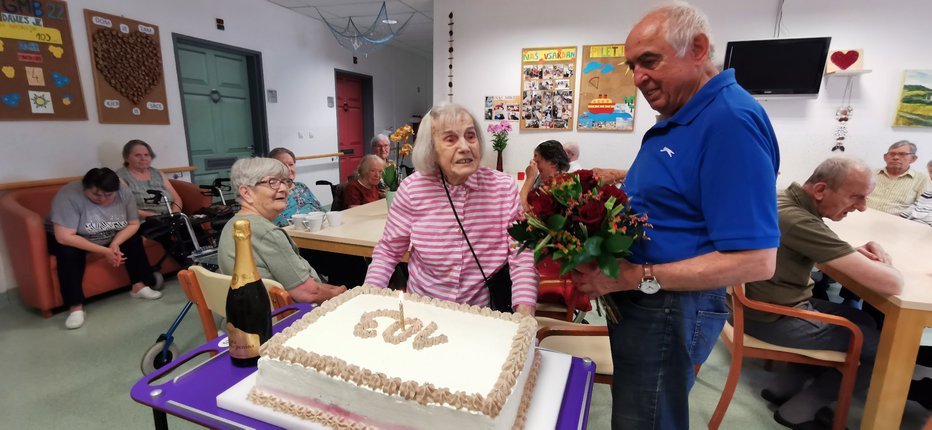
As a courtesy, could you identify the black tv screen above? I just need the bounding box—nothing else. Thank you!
[723,37,832,95]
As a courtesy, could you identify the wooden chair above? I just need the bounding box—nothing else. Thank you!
[709,284,863,430]
[535,258,591,322]
[536,316,613,386]
[177,265,293,343]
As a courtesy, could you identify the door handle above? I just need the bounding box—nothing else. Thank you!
[209,89,222,103]
[343,102,349,112]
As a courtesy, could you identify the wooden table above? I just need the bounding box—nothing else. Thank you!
[286,200,407,260]
[818,208,932,430]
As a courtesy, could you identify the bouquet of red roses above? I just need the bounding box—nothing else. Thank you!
[508,169,649,278]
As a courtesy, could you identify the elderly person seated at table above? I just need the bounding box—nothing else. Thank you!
[364,102,539,315]
[217,157,346,304]
[520,139,569,213]
[268,147,323,227]
[742,157,903,427]
[343,154,385,208]
[48,167,162,329]
[866,140,931,215]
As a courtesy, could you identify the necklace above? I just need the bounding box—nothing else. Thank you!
[357,179,372,189]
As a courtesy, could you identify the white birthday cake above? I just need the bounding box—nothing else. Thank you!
[248,286,540,430]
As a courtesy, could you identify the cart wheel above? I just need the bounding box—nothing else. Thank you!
[151,272,165,291]
[140,340,179,375]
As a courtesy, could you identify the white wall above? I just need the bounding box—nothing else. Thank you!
[433,0,932,186]
[0,0,431,293]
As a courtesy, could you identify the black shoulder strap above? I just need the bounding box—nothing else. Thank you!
[439,172,489,283]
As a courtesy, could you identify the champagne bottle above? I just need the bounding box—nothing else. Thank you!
[226,219,272,367]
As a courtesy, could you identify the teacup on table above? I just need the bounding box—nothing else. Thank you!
[325,211,343,227]
[305,212,325,232]
[292,214,308,231]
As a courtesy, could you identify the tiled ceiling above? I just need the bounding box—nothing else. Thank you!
[265,0,434,58]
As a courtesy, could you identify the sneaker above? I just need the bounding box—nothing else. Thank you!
[65,310,85,329]
[131,286,163,300]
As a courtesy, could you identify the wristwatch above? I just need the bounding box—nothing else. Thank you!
[637,264,661,294]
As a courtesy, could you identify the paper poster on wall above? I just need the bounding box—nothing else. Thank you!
[520,46,576,131]
[893,69,932,128]
[484,95,520,121]
[84,9,169,124]
[577,44,636,131]
[0,0,87,121]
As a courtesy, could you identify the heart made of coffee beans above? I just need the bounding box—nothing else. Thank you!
[92,28,162,105]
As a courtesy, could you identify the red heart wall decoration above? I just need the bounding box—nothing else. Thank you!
[830,50,860,70]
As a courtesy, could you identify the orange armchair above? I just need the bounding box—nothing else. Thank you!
[0,179,209,317]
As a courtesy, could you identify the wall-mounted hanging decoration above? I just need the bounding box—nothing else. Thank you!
[447,12,454,102]
[484,95,520,121]
[893,70,932,128]
[825,49,863,74]
[520,46,576,131]
[83,9,169,124]
[577,44,636,131]
[0,0,87,121]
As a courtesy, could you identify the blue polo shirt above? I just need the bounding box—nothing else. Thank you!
[625,69,780,264]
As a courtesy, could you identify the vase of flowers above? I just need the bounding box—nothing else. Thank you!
[487,120,512,172]
[383,124,414,209]
[508,169,649,322]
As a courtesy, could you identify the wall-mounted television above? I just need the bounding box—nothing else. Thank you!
[723,37,832,96]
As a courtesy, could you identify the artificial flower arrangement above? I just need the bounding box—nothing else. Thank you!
[383,124,415,192]
[508,169,649,278]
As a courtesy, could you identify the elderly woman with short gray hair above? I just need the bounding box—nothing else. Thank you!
[364,103,538,315]
[343,154,385,208]
[217,157,346,304]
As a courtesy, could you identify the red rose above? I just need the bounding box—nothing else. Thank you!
[599,184,628,205]
[528,189,560,219]
[575,169,598,190]
[575,199,606,232]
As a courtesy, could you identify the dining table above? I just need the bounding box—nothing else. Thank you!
[818,208,932,430]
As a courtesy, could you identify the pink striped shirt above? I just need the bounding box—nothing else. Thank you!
[365,167,539,308]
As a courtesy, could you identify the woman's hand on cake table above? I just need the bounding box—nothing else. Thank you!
[515,304,535,316]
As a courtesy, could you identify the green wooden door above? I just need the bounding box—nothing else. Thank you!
[177,42,255,202]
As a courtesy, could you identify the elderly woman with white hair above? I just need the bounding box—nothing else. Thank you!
[364,103,538,315]
[217,157,346,304]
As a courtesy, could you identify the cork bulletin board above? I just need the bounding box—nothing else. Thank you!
[520,46,576,131]
[0,0,87,120]
[84,9,168,124]
[577,44,637,131]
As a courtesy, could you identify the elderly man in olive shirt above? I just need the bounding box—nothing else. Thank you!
[740,157,903,427]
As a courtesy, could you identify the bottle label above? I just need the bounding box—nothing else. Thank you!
[226,322,261,359]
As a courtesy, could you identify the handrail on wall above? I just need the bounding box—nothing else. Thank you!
[294,152,344,161]
[0,166,197,191]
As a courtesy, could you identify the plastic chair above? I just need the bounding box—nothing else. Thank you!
[315,180,345,211]
[177,265,293,343]
[536,316,613,386]
[709,284,863,430]
[535,258,591,322]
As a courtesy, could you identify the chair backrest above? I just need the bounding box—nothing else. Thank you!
[315,180,345,211]
[179,266,292,342]
[535,316,613,384]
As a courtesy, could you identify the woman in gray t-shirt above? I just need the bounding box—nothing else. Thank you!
[47,168,162,330]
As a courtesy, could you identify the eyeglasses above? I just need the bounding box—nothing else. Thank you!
[255,178,294,190]
[885,151,915,158]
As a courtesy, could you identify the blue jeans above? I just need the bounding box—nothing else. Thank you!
[607,288,728,430]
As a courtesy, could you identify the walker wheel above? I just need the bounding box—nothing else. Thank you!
[140,340,180,375]
[151,272,165,291]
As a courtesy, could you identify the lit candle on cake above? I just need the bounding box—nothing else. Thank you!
[398,291,406,330]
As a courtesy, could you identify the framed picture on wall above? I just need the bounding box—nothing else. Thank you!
[520,46,576,131]
[577,44,637,131]
[893,70,932,128]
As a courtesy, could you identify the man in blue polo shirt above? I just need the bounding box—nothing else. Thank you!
[573,4,780,429]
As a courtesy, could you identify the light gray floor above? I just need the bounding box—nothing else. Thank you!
[1,280,929,429]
